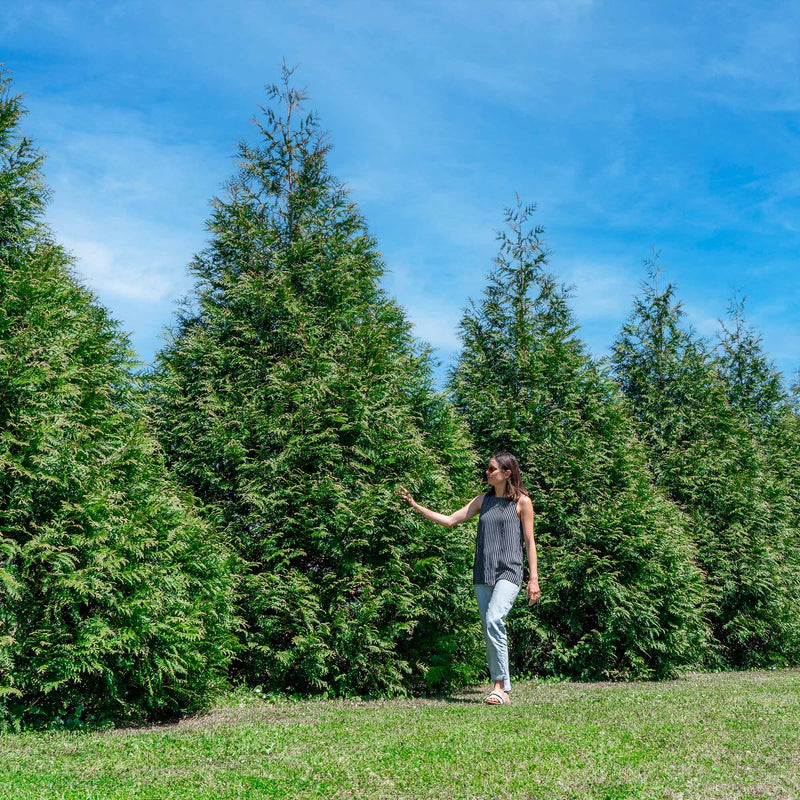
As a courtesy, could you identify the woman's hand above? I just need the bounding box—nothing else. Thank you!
[396,486,415,507]
[526,579,541,605]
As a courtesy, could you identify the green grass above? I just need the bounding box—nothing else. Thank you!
[2,669,800,799]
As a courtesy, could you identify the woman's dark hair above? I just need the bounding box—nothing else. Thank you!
[486,451,529,501]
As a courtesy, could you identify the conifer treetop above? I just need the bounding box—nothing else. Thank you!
[611,255,707,405]
[0,69,49,248]
[240,62,330,235]
[192,63,385,311]
[716,290,788,420]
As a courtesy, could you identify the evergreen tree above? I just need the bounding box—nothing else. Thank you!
[716,294,800,576]
[716,295,800,470]
[449,203,708,680]
[716,293,790,427]
[0,71,238,730]
[150,66,480,696]
[612,263,800,667]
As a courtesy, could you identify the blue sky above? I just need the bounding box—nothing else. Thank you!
[3,0,799,386]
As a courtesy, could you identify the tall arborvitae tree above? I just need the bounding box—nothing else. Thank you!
[716,293,800,463]
[150,66,480,696]
[0,71,238,730]
[716,295,800,569]
[612,264,800,668]
[449,203,708,680]
[716,294,789,426]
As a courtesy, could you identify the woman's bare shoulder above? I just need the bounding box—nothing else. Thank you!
[516,494,533,512]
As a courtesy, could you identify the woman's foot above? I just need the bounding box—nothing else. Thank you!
[484,688,510,705]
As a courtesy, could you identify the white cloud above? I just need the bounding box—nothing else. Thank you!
[63,236,174,302]
[20,97,229,315]
[556,258,638,321]
[684,306,723,340]
[407,308,462,352]
[31,100,227,220]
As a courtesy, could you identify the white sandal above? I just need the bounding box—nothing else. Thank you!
[484,690,509,705]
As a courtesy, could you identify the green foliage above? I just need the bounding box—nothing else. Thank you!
[0,70,239,730]
[716,293,789,426]
[150,66,482,696]
[449,202,708,680]
[612,263,800,667]
[716,294,800,497]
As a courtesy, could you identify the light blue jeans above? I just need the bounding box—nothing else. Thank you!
[474,580,521,693]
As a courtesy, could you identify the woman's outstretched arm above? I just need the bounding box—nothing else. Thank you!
[397,487,483,528]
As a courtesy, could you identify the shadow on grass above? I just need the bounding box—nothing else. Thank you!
[438,695,486,705]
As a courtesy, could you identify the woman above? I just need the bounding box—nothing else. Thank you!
[398,452,540,705]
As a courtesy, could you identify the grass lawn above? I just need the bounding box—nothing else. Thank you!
[2,669,799,799]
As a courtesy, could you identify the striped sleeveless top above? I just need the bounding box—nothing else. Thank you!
[473,493,525,586]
